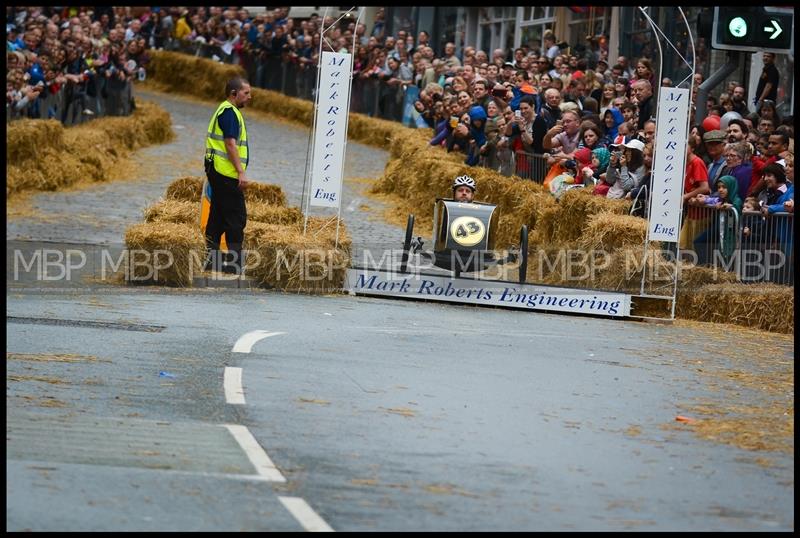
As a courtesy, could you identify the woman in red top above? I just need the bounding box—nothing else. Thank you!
[679,136,711,251]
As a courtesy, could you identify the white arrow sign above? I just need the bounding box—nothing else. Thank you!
[763,19,783,40]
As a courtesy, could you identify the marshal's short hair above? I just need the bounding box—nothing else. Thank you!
[225,76,249,97]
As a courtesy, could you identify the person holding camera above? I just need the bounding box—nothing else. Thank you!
[202,76,252,274]
[605,139,646,199]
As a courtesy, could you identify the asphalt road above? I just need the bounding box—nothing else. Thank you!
[6,85,794,531]
[7,285,794,531]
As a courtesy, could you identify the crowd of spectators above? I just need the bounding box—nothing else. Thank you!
[7,6,793,281]
[6,6,153,123]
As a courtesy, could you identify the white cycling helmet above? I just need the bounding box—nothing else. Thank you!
[452,174,476,192]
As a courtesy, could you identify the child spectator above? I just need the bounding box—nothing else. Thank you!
[582,147,610,188]
[548,159,580,199]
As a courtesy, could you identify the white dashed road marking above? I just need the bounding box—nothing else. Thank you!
[223,424,286,482]
[232,330,286,353]
[224,367,246,404]
[278,496,334,532]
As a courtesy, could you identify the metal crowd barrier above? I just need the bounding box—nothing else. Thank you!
[7,76,135,125]
[738,210,794,285]
[512,150,550,183]
[690,205,740,275]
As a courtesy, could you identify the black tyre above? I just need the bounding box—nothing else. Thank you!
[400,214,414,273]
[519,225,529,283]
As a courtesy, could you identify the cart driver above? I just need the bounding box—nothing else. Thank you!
[452,174,476,203]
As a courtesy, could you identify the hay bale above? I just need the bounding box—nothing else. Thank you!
[147,51,245,100]
[679,264,739,289]
[245,222,349,292]
[143,199,198,225]
[165,176,204,201]
[6,119,65,164]
[7,101,174,198]
[306,216,352,252]
[124,221,205,287]
[552,188,631,244]
[676,283,794,334]
[249,203,303,225]
[578,213,648,252]
[244,182,287,206]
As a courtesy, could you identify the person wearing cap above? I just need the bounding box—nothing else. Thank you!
[595,58,609,78]
[605,138,646,199]
[703,130,727,184]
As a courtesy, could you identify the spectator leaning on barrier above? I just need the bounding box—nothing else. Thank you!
[203,76,252,275]
[722,141,754,201]
[703,130,727,185]
[758,163,794,215]
[690,174,743,265]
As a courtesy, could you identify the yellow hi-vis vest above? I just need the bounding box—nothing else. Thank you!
[205,100,249,179]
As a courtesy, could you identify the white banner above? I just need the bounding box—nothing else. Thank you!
[309,51,352,208]
[647,87,690,243]
[345,269,631,317]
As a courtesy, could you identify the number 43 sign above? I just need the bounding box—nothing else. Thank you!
[450,216,486,247]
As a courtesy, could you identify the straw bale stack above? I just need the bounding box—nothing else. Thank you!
[7,101,173,197]
[679,264,739,289]
[305,216,352,252]
[348,114,407,150]
[547,188,632,244]
[162,176,287,207]
[165,176,204,202]
[147,50,398,150]
[124,222,205,287]
[6,119,65,163]
[676,283,793,334]
[245,222,349,292]
[249,204,303,225]
[244,182,287,206]
[147,51,245,100]
[578,213,649,252]
[143,199,197,225]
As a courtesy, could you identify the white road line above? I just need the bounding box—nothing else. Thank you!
[223,424,286,482]
[278,496,334,532]
[232,330,286,353]
[224,367,246,404]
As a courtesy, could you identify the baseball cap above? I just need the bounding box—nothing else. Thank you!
[703,129,726,143]
[502,61,515,68]
[623,139,646,152]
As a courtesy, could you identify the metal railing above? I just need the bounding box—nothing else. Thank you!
[690,205,740,275]
[7,76,135,125]
[511,150,551,183]
[738,210,794,285]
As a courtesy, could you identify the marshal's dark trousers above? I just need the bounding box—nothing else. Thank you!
[204,164,247,272]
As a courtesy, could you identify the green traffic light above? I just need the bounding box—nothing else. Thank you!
[728,16,748,38]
